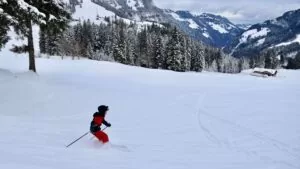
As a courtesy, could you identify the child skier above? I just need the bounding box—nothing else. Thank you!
[90,105,111,143]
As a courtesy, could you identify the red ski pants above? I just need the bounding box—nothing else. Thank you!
[93,131,109,143]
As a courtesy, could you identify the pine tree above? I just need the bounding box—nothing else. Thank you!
[56,27,75,57]
[125,28,137,65]
[137,28,149,67]
[0,10,10,50]
[293,52,300,69]
[264,50,278,69]
[249,56,255,68]
[204,47,215,70]
[287,52,300,69]
[178,36,188,71]
[254,54,265,68]
[93,23,107,55]
[216,50,223,72]
[191,44,204,72]
[238,58,244,73]
[166,27,184,72]
[39,27,47,54]
[152,34,164,69]
[0,0,71,72]
[184,38,192,71]
[113,21,126,64]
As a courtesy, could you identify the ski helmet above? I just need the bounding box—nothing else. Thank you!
[98,105,109,113]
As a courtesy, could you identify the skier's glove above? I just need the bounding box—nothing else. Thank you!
[107,123,112,127]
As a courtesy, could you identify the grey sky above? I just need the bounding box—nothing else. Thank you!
[153,0,300,24]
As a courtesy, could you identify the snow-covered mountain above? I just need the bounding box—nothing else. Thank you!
[226,9,300,58]
[68,0,168,22]
[69,0,115,22]
[67,0,242,47]
[165,10,243,47]
[236,24,252,30]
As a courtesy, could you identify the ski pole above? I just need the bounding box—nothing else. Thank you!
[66,127,108,148]
[66,132,90,148]
[102,126,108,131]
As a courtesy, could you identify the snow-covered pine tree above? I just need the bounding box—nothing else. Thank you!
[112,21,125,63]
[238,57,250,72]
[204,48,214,70]
[39,27,47,54]
[0,0,71,72]
[264,49,279,69]
[56,27,75,58]
[254,54,265,68]
[249,56,255,69]
[293,52,300,69]
[287,52,300,69]
[216,49,223,72]
[146,29,154,68]
[47,30,62,56]
[0,5,10,49]
[183,37,192,71]
[93,23,107,59]
[190,43,204,72]
[73,22,86,56]
[117,21,127,63]
[81,20,94,58]
[152,33,164,69]
[125,27,137,65]
[166,27,185,72]
[179,35,187,71]
[137,28,149,67]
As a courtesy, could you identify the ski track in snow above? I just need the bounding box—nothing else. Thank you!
[164,90,300,169]
[164,91,300,169]
[197,111,300,169]
[193,94,300,169]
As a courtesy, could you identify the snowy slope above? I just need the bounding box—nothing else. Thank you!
[208,22,229,33]
[72,0,115,22]
[69,0,162,29]
[240,28,270,43]
[0,51,300,169]
[169,12,199,29]
[230,27,270,54]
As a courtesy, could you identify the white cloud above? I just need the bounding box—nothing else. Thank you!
[153,0,300,23]
[215,11,244,20]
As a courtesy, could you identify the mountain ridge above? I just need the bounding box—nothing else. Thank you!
[68,0,244,47]
[226,8,300,58]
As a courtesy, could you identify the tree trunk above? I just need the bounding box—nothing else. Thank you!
[27,19,36,72]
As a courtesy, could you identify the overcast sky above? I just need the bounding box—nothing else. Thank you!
[153,0,300,24]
